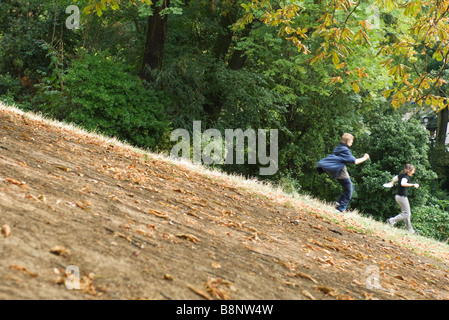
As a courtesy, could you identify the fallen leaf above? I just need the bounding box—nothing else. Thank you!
[211,262,221,269]
[337,294,355,300]
[206,277,232,300]
[9,264,38,277]
[172,188,186,194]
[1,224,11,238]
[116,232,133,243]
[162,274,174,281]
[316,286,337,296]
[25,194,39,201]
[6,178,28,189]
[176,233,200,244]
[186,211,201,219]
[21,131,32,140]
[50,245,71,257]
[295,272,318,283]
[188,286,212,300]
[54,277,66,285]
[79,274,97,296]
[301,289,316,300]
[75,201,89,211]
[56,165,71,172]
[395,292,409,299]
[148,209,170,220]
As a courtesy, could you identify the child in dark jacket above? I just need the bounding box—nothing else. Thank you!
[316,133,370,212]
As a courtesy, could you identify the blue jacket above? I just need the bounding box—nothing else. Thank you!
[316,143,356,178]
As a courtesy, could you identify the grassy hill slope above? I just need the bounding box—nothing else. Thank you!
[1,102,449,300]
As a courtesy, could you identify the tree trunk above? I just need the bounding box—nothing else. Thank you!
[227,23,252,70]
[437,106,448,145]
[141,0,169,75]
[227,50,247,70]
[212,6,237,60]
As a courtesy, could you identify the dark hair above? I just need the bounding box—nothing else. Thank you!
[401,164,415,175]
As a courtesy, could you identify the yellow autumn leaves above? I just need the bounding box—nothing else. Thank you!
[236,0,449,111]
[74,0,152,16]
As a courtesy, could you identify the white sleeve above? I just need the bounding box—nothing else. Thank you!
[401,178,408,186]
[392,175,398,182]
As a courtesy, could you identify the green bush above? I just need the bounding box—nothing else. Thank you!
[350,112,436,219]
[0,73,22,104]
[62,51,171,150]
[413,199,449,241]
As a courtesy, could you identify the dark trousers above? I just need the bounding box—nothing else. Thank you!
[336,178,353,212]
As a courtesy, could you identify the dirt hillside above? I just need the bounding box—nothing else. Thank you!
[1,103,449,301]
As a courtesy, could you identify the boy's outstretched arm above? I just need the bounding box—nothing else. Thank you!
[355,153,370,165]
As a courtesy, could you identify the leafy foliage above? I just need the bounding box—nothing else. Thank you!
[63,51,171,149]
[0,73,23,105]
[414,199,449,241]
[350,111,435,219]
[75,0,151,16]
[236,0,449,112]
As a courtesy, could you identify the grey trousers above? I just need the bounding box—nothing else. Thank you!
[389,195,414,232]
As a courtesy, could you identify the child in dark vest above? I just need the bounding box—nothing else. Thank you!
[386,164,419,233]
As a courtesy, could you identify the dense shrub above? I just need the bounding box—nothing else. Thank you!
[413,200,449,241]
[350,112,436,219]
[0,73,22,104]
[63,51,171,150]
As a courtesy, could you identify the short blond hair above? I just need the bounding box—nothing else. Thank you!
[341,133,354,144]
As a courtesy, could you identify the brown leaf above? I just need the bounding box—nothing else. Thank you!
[176,233,200,244]
[188,286,212,300]
[147,209,170,220]
[6,178,28,189]
[337,294,355,300]
[1,224,11,238]
[50,245,71,257]
[316,286,337,296]
[79,274,97,296]
[75,201,88,211]
[295,272,318,283]
[116,232,133,243]
[56,165,71,172]
[301,289,316,300]
[21,131,32,140]
[9,264,38,277]
[395,292,410,299]
[54,276,66,285]
[206,277,232,300]
[25,194,38,201]
[162,274,174,281]
[186,211,201,219]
